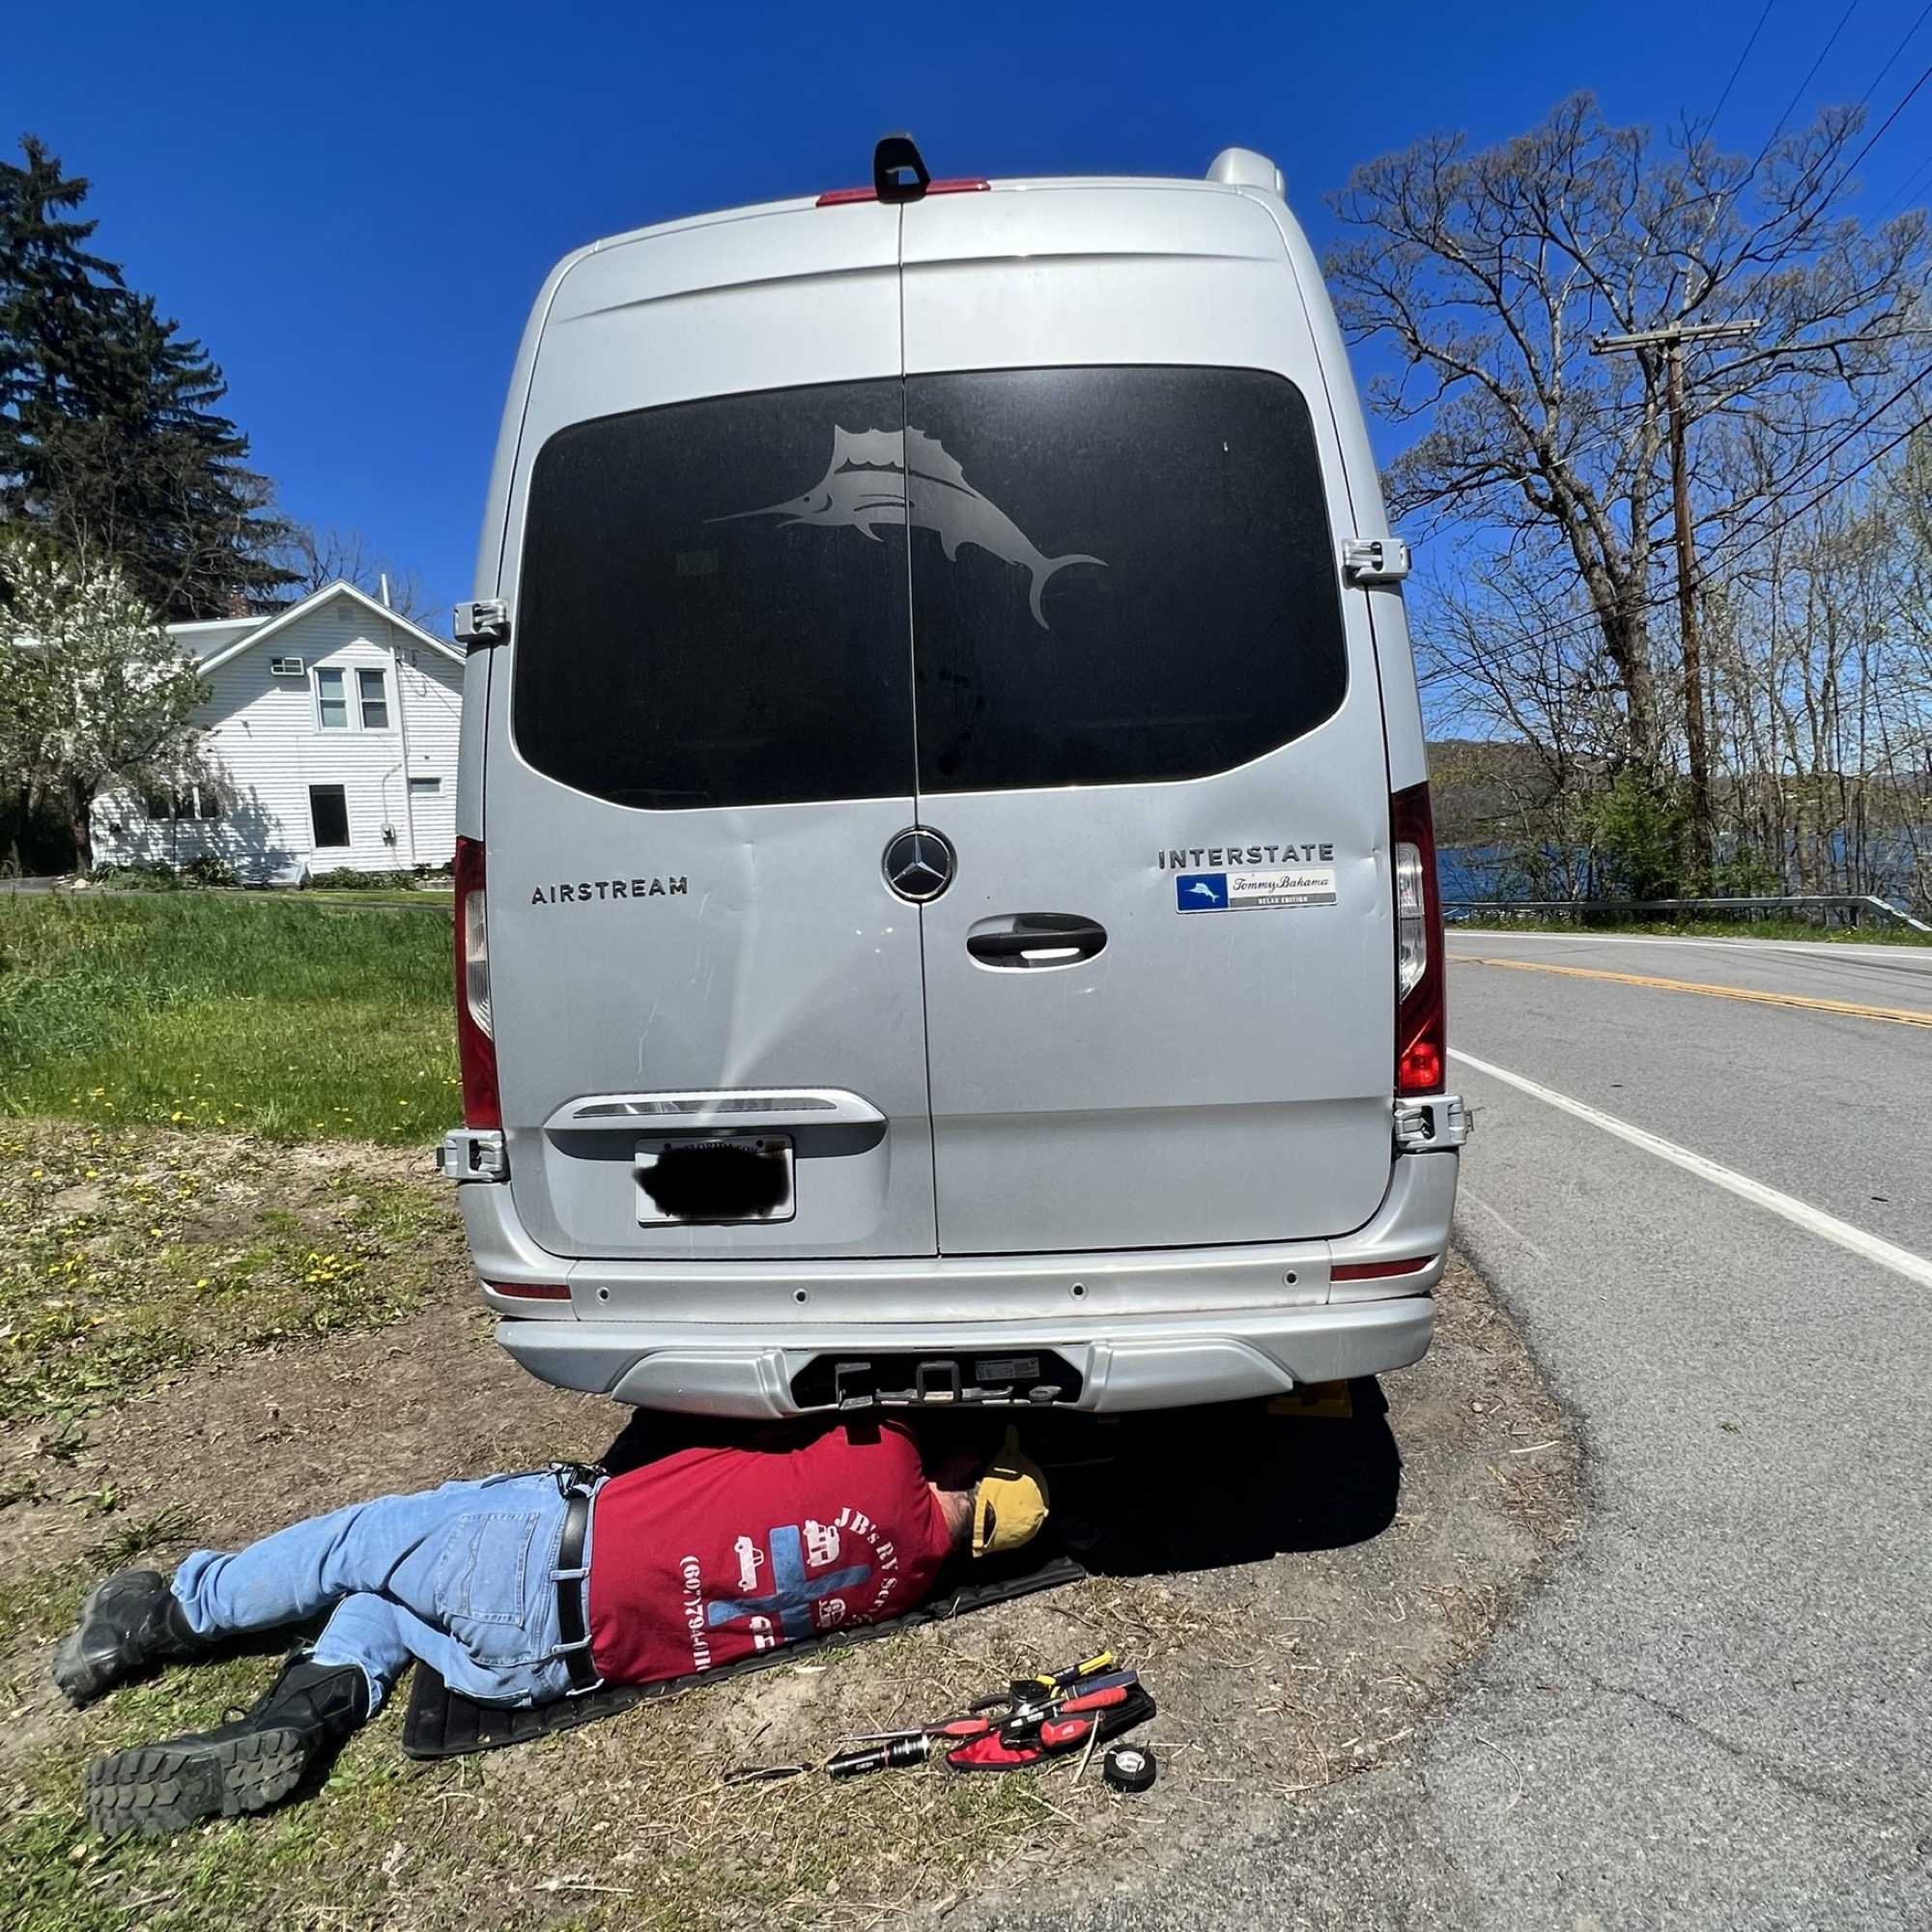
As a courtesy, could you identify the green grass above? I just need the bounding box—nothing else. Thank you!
[0,1633,1086,1932]
[0,895,460,1143]
[0,1122,454,1426]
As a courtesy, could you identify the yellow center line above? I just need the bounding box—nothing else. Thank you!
[1452,954,1932,1029]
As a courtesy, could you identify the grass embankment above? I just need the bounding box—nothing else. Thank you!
[0,895,459,1143]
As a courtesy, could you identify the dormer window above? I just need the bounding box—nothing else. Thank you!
[316,668,349,728]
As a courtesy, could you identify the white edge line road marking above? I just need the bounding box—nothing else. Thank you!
[1458,1184,1551,1265]
[1450,1048,1932,1291]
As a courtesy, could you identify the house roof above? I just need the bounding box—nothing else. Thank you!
[169,615,264,664]
[180,582,464,673]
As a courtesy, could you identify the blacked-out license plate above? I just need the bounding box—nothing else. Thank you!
[635,1134,796,1225]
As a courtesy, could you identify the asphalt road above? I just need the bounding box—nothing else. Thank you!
[958,933,1932,1930]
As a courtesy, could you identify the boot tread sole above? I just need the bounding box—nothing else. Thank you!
[85,1727,307,1834]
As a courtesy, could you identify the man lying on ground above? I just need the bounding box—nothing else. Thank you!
[52,1419,1048,1834]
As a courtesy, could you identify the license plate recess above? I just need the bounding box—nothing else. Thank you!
[635,1133,796,1225]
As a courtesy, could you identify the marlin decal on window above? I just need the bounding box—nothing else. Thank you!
[712,426,1104,628]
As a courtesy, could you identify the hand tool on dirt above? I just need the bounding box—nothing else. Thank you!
[944,1680,1156,1773]
[824,1713,996,1778]
[814,1655,1151,1780]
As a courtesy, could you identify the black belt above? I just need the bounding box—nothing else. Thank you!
[550,1463,604,1693]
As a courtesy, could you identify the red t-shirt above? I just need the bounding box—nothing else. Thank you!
[585,1421,954,1686]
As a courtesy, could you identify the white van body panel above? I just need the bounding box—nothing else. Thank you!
[899,185,1392,1251]
[483,200,936,1261]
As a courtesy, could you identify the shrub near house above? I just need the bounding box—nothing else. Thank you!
[92,582,463,882]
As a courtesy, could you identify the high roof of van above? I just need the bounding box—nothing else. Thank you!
[548,147,1300,283]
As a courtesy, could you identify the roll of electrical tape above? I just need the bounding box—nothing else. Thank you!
[1102,1743,1156,1793]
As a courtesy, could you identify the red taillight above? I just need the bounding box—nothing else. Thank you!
[1391,781,1446,1097]
[1332,1256,1435,1282]
[486,1281,570,1301]
[453,835,500,1130]
[815,178,990,207]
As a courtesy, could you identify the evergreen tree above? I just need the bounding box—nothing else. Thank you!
[0,135,294,619]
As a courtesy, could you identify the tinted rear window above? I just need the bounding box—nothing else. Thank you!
[905,366,1347,791]
[512,367,1347,809]
[513,381,914,810]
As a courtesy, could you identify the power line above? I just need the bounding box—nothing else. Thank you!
[1758,2,1859,162]
[1419,364,1932,665]
[1873,144,1932,219]
[1712,0,1778,136]
[1842,55,1932,178]
[1852,0,1932,111]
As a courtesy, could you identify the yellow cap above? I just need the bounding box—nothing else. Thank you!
[972,1427,1050,1558]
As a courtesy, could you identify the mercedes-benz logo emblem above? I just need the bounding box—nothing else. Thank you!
[883,827,955,903]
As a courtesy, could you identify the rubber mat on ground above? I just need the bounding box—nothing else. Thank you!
[400,1551,1089,1759]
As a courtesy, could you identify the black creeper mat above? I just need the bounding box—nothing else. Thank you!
[401,1551,1088,1758]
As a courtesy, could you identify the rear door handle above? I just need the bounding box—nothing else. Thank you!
[966,914,1108,969]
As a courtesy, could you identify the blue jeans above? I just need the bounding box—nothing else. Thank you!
[169,1473,595,1714]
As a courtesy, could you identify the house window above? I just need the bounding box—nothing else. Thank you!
[358,668,389,729]
[408,775,441,793]
[309,784,351,848]
[316,668,349,729]
[145,787,222,820]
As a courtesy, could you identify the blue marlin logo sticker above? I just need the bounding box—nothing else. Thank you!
[714,426,1105,629]
[1177,872,1228,911]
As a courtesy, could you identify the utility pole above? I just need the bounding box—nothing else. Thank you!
[1593,318,1760,880]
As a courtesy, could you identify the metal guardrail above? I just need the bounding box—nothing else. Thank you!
[1446,894,1932,934]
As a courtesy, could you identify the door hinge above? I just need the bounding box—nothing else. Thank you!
[1342,537,1411,584]
[453,599,511,649]
[439,1127,508,1180]
[1394,1095,1469,1152]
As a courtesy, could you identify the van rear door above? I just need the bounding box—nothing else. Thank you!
[484,206,939,1261]
[900,186,1396,1254]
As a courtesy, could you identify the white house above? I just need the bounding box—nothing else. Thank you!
[92,582,466,881]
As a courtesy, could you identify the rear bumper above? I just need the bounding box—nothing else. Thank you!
[464,1142,1459,1416]
[499,1295,1434,1415]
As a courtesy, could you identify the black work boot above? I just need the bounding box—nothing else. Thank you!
[52,1570,216,1707]
[84,1654,370,1835]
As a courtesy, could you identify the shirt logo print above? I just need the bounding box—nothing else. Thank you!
[705,1523,872,1643]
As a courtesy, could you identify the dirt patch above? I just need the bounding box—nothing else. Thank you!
[0,1124,456,1433]
[1,1171,1577,1932]
[0,1296,608,1615]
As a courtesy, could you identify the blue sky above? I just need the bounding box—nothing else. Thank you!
[9,0,1932,627]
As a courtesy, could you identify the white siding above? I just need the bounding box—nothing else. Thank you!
[92,589,465,882]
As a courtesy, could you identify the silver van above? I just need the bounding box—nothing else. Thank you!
[443,138,1467,1418]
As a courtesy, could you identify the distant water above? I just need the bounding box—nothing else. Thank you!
[1435,840,1925,908]
[1436,847,1507,902]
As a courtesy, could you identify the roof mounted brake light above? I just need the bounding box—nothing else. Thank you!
[817,179,989,208]
[816,132,988,207]
[874,131,929,202]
